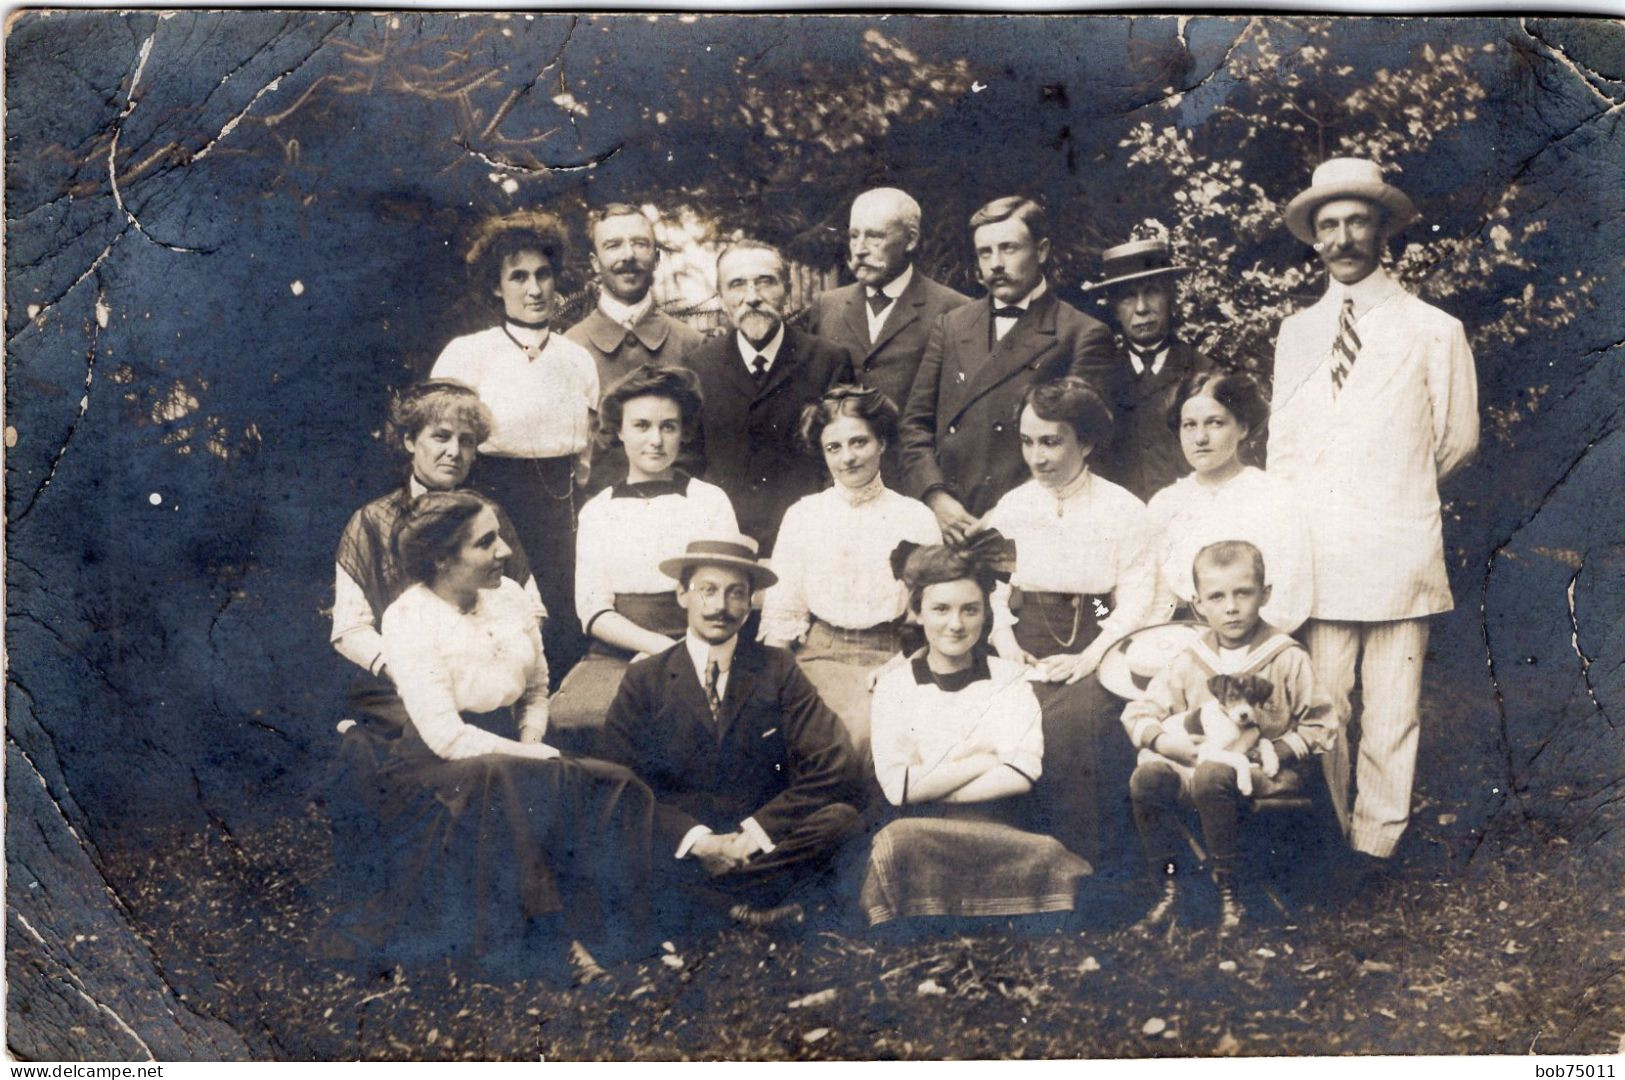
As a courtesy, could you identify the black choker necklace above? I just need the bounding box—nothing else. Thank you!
[502,321,550,361]
[506,316,550,331]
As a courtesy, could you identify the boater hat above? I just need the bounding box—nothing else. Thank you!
[1283,157,1418,245]
[659,535,779,591]
[1096,620,1206,700]
[1084,238,1190,293]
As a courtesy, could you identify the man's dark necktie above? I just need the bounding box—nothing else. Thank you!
[751,354,770,383]
[991,305,1023,344]
[705,660,723,721]
[867,289,892,316]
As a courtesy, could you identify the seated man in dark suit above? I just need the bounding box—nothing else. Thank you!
[600,536,864,928]
[806,187,970,485]
[1085,237,1213,501]
[683,241,854,553]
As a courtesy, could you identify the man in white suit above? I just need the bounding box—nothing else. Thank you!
[1268,158,1479,876]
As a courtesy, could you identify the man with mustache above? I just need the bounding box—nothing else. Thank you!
[806,188,971,485]
[682,241,854,553]
[899,196,1116,541]
[567,203,704,495]
[1267,158,1478,890]
[1085,237,1214,501]
[600,537,863,929]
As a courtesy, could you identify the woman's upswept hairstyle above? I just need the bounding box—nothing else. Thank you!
[393,490,495,585]
[1165,370,1271,435]
[1017,375,1115,449]
[797,383,900,458]
[465,209,569,300]
[595,364,705,451]
[388,378,493,449]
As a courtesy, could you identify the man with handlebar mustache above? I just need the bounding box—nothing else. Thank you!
[806,187,971,486]
[567,203,704,496]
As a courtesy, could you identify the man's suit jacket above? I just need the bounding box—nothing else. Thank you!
[565,304,705,496]
[1093,338,1213,502]
[683,325,854,553]
[1266,273,1478,623]
[598,638,862,855]
[898,288,1116,518]
[807,270,971,486]
[807,270,971,413]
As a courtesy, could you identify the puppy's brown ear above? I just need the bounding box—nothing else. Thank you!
[1206,673,1232,699]
[1240,674,1274,705]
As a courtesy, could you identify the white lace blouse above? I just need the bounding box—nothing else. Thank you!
[759,476,942,643]
[381,579,550,760]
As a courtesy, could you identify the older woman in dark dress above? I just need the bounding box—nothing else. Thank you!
[331,379,540,730]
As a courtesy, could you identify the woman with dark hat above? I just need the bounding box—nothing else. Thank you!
[760,384,940,762]
[430,210,598,678]
[981,375,1157,872]
[861,533,1091,927]
[546,364,738,753]
[326,490,656,984]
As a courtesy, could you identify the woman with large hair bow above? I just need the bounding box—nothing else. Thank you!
[860,531,1092,927]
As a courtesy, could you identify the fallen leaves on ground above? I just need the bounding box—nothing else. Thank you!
[97,794,1625,1060]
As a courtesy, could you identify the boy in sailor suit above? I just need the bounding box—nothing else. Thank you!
[1120,541,1337,935]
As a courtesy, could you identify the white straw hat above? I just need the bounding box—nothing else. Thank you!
[1283,157,1418,245]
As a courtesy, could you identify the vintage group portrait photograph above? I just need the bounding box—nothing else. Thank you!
[4,8,1622,1063]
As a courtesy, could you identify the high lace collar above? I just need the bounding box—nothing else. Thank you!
[833,470,886,507]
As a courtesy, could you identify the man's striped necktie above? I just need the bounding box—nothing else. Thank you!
[1330,296,1361,395]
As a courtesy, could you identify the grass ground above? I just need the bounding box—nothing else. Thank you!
[105,784,1624,1060]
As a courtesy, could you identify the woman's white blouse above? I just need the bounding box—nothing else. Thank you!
[982,469,1156,646]
[381,579,548,760]
[574,477,739,630]
[430,326,599,459]
[1144,466,1313,634]
[760,480,942,643]
[869,655,1044,807]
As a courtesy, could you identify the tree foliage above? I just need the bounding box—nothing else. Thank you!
[1113,19,1599,386]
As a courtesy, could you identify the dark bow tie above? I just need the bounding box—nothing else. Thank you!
[991,305,1024,320]
[866,290,893,316]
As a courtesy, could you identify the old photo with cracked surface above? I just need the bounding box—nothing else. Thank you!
[4,10,1622,1062]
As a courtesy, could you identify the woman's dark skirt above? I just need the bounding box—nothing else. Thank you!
[321,709,655,978]
[548,592,686,756]
[471,454,585,686]
[1010,589,1138,876]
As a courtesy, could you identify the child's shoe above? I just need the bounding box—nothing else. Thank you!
[1212,868,1246,937]
[1131,863,1180,935]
